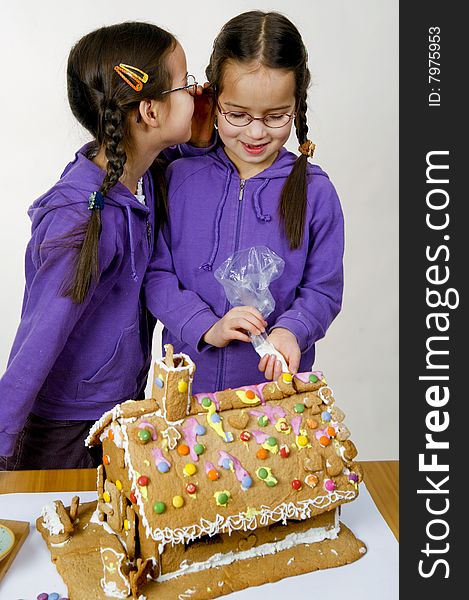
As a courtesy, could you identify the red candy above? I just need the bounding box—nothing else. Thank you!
[240,431,251,442]
[129,492,137,504]
[279,445,290,458]
[137,475,149,487]
[291,479,302,491]
[186,483,197,494]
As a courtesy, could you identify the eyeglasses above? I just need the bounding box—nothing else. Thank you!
[161,74,198,95]
[217,101,295,128]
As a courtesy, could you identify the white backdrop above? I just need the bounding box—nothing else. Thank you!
[0,1,398,460]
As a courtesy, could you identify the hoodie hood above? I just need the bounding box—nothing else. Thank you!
[28,143,151,281]
[198,144,330,272]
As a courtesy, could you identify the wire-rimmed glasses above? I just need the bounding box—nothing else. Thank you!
[161,74,198,95]
[217,101,295,128]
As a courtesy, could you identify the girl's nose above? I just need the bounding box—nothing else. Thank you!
[245,118,267,139]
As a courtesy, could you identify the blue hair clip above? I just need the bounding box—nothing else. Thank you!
[88,191,105,211]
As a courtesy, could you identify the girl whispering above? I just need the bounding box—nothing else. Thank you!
[0,21,209,469]
[145,11,345,394]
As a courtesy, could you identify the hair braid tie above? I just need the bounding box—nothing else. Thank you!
[298,140,316,158]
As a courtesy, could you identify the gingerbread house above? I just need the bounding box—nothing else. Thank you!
[38,345,366,599]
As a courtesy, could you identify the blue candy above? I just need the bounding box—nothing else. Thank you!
[321,411,331,422]
[195,424,206,436]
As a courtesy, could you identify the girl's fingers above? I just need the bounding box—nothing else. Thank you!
[288,352,301,375]
[228,330,252,344]
[258,354,269,372]
[264,354,277,380]
[273,359,283,381]
[230,317,263,336]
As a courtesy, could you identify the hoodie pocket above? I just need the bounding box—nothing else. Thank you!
[76,320,144,402]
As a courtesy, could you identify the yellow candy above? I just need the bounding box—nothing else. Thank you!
[115,480,123,491]
[282,373,293,383]
[102,492,111,503]
[184,463,197,476]
[172,495,185,508]
[124,519,130,531]
[178,380,188,393]
[297,435,308,447]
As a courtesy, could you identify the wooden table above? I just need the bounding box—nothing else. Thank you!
[0,460,399,541]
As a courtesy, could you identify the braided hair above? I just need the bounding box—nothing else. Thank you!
[65,22,176,303]
[206,11,311,249]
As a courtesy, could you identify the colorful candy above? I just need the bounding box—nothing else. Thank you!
[138,429,151,443]
[297,435,308,447]
[279,445,290,458]
[305,474,319,488]
[103,455,110,465]
[202,397,212,407]
[319,436,330,447]
[177,444,190,456]
[208,469,220,481]
[309,374,318,383]
[172,495,185,508]
[115,480,123,491]
[291,479,302,491]
[154,377,164,388]
[324,479,336,492]
[256,448,269,460]
[327,426,336,438]
[183,463,197,476]
[153,502,166,514]
[294,403,305,413]
[214,490,230,506]
[194,443,205,455]
[282,373,293,383]
[240,431,251,442]
[186,483,197,494]
[178,380,188,393]
[137,475,149,487]
[255,466,278,487]
[258,415,269,427]
[321,411,331,422]
[102,492,111,503]
[107,429,114,441]
[129,492,137,504]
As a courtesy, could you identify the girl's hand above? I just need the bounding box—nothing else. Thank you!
[190,82,215,147]
[203,306,267,348]
[258,328,301,380]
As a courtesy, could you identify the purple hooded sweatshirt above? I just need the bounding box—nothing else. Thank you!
[144,145,344,394]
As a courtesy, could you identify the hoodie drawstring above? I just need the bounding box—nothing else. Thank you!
[252,179,272,222]
[125,205,138,281]
[199,169,232,271]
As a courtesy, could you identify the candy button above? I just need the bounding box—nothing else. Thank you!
[279,445,290,458]
[173,495,185,508]
[124,519,130,531]
[184,463,197,476]
[108,429,114,440]
[319,436,330,447]
[256,448,268,460]
[195,424,206,436]
[102,492,111,503]
[37,594,49,600]
[282,373,293,383]
[186,483,197,494]
[242,475,253,489]
[178,380,188,393]
[153,502,166,514]
[266,479,277,487]
[291,479,302,491]
[208,469,220,481]
[266,436,277,447]
[202,397,212,407]
[138,429,151,443]
[49,594,60,600]
[103,455,110,465]
[222,458,232,470]
[218,492,229,505]
[245,389,256,400]
[211,413,221,424]
[324,479,336,492]
[129,492,137,504]
[297,435,308,447]
[137,475,149,487]
[305,474,319,488]
[294,403,305,414]
[327,426,336,438]
[115,480,123,491]
[240,431,251,442]
[258,415,269,427]
[348,472,359,483]
[321,411,331,422]
[258,468,268,480]
[177,444,190,456]
[194,443,205,455]
[309,374,319,383]
[155,377,164,388]
[157,462,170,473]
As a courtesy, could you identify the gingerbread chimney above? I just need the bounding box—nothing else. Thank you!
[152,344,196,422]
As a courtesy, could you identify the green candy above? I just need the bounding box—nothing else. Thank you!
[153,502,166,514]
[202,397,212,408]
[258,468,268,480]
[266,479,277,487]
[194,443,205,455]
[309,374,319,383]
[294,403,305,414]
[218,493,229,505]
[266,436,277,447]
[138,429,151,443]
[258,415,268,427]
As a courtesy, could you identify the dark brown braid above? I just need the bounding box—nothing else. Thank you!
[206,11,312,249]
[63,22,176,303]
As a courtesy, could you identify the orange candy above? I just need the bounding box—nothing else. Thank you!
[177,444,190,456]
[103,455,110,465]
[319,436,330,447]
[208,469,220,481]
[307,419,318,429]
[108,429,114,440]
[257,448,269,460]
[327,427,336,438]
[245,389,255,400]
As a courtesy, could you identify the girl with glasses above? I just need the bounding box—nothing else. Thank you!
[145,11,344,395]
[0,22,214,470]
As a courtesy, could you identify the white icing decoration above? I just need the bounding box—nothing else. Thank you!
[41,502,65,535]
[158,512,340,581]
[318,385,334,405]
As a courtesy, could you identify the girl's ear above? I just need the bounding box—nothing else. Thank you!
[138,99,161,128]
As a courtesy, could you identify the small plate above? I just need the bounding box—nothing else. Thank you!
[0,524,15,561]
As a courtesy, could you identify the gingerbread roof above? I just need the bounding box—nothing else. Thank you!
[86,365,362,548]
